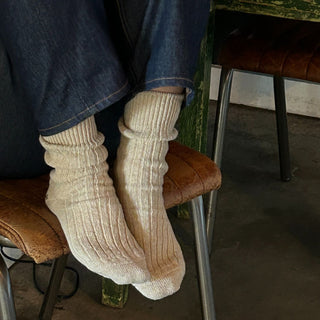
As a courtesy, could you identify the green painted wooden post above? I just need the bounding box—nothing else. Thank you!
[101,278,129,308]
[215,0,320,22]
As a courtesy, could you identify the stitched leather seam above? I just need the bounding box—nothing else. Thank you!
[0,221,28,254]
[279,24,306,75]
[305,45,320,80]
[168,153,206,194]
[164,174,184,206]
[257,23,302,74]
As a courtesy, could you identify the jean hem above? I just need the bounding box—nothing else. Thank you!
[38,80,131,136]
[133,76,195,106]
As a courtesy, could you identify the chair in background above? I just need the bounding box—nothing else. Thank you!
[0,141,221,320]
[206,15,320,250]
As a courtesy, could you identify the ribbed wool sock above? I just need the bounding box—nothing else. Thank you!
[39,116,150,285]
[114,91,185,300]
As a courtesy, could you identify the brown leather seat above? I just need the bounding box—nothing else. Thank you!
[212,15,319,186]
[0,140,221,319]
[0,141,221,264]
[218,16,320,82]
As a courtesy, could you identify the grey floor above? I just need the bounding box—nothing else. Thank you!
[9,102,320,320]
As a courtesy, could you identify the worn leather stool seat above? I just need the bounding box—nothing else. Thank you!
[164,141,221,207]
[0,141,221,262]
[0,140,221,320]
[0,175,69,264]
[218,17,320,82]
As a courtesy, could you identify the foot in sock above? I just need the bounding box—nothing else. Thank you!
[114,91,186,299]
[39,116,150,285]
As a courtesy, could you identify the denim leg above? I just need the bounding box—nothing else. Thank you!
[0,0,130,136]
[0,39,49,178]
[0,1,210,177]
[0,0,209,136]
[110,0,210,104]
[0,37,122,178]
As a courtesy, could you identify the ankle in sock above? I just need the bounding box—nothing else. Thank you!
[39,116,150,285]
[114,91,185,299]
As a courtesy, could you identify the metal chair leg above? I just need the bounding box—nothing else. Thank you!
[39,254,68,320]
[273,75,291,181]
[190,196,216,320]
[206,68,234,253]
[0,253,16,320]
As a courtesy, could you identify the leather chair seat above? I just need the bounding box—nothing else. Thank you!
[0,141,221,264]
[218,16,320,82]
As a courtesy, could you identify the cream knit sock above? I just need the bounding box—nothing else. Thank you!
[114,91,185,300]
[39,116,150,285]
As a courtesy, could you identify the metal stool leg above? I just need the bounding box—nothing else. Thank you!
[190,196,216,320]
[0,253,16,320]
[273,75,291,181]
[39,254,68,320]
[206,68,234,253]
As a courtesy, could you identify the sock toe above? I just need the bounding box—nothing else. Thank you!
[133,262,186,300]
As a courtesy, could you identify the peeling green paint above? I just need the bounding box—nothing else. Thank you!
[177,203,191,219]
[215,0,320,22]
[101,278,129,308]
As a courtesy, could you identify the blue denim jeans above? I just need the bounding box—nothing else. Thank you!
[0,0,209,177]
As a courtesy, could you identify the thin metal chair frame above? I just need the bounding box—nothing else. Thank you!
[206,67,291,252]
[0,235,68,320]
[190,196,216,320]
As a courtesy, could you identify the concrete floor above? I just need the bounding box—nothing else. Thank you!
[9,102,320,320]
